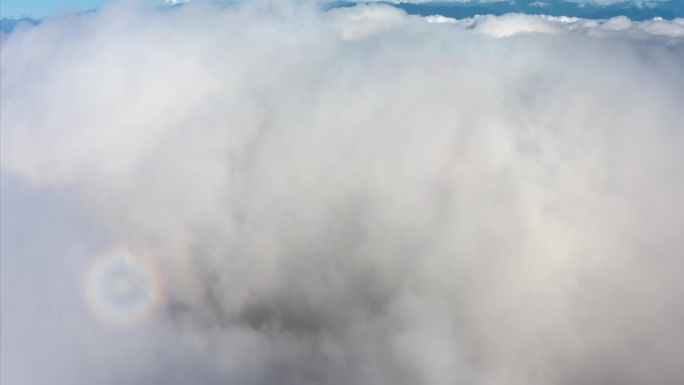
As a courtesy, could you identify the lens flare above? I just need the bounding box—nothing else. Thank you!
[84,247,165,328]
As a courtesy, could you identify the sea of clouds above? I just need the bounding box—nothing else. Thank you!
[2,1,684,385]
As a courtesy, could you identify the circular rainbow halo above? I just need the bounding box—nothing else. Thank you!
[84,247,165,328]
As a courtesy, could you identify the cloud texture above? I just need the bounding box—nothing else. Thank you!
[2,2,684,385]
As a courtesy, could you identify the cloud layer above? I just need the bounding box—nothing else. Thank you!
[2,2,684,385]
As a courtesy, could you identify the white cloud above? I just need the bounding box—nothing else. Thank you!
[424,14,458,23]
[330,4,409,40]
[2,2,684,385]
[448,13,684,37]
[529,1,550,7]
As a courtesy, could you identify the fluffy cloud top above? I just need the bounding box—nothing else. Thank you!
[2,2,684,385]
[429,13,684,37]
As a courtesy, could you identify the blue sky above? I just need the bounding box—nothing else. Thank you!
[1,0,109,18]
[2,0,683,23]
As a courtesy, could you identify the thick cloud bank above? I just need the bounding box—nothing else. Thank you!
[2,2,684,385]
